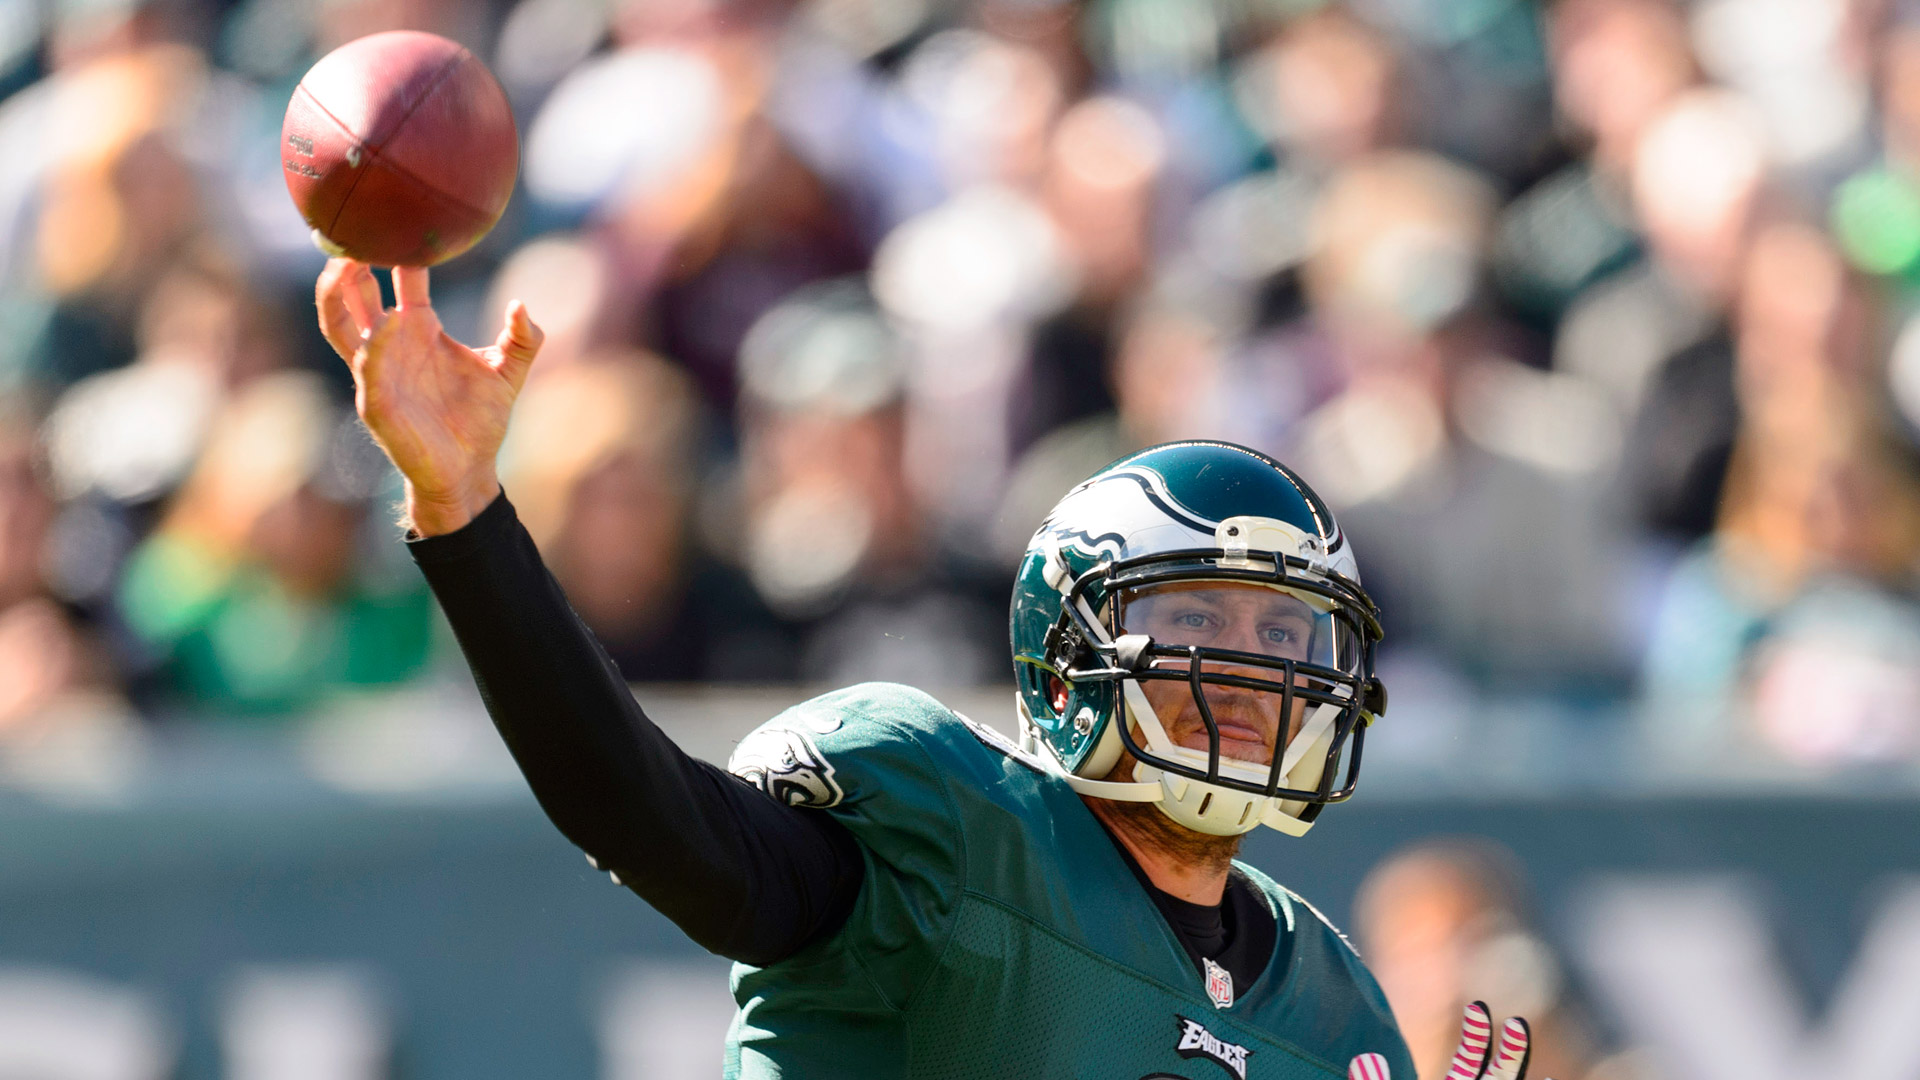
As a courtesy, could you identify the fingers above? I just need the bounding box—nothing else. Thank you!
[360,308,403,383]
[315,259,366,361]
[1348,1052,1391,1080]
[316,259,391,370]
[491,300,544,388]
[347,261,383,326]
[1354,1007,1527,1080]
[394,266,431,310]
[1483,1017,1531,1080]
[1444,1002,1494,1080]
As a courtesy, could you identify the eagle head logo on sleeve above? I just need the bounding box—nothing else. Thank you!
[729,723,845,808]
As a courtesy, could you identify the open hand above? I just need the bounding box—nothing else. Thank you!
[315,259,543,535]
[1350,1002,1543,1080]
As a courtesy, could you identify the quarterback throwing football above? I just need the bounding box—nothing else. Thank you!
[316,260,1543,1080]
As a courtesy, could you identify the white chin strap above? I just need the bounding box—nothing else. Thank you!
[1054,681,1343,838]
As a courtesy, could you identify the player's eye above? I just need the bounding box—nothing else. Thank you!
[1173,611,1216,631]
[1263,622,1313,654]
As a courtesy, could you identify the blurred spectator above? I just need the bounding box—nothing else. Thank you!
[729,279,1002,686]
[1493,0,1694,323]
[0,0,316,380]
[115,372,428,717]
[869,34,1078,530]
[23,72,206,385]
[312,0,487,53]
[994,295,1225,560]
[0,410,125,743]
[1550,0,1697,175]
[1355,840,1600,1080]
[525,4,866,414]
[1602,89,1779,541]
[483,234,615,375]
[1169,9,1403,383]
[1014,95,1167,450]
[1281,150,1641,686]
[44,253,289,509]
[1297,150,1497,352]
[1642,221,1920,763]
[734,281,908,618]
[1688,0,1870,178]
[1241,8,1402,172]
[28,251,298,637]
[499,349,792,681]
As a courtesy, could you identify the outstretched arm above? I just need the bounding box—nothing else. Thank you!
[316,260,863,965]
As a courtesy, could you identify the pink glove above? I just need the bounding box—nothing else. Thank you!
[1350,1001,1543,1080]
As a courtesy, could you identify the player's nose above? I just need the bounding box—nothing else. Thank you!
[1196,684,1280,732]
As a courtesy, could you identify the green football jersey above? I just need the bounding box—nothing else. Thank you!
[723,682,1414,1080]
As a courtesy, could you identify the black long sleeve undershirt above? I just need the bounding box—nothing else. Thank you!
[406,491,1274,984]
[406,493,865,966]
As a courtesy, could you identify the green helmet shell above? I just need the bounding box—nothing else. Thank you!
[1010,441,1382,809]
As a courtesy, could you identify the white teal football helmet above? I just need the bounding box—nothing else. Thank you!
[1010,441,1386,837]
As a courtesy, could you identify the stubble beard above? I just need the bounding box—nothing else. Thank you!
[1092,754,1243,876]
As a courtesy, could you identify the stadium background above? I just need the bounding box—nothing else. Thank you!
[0,0,1918,1076]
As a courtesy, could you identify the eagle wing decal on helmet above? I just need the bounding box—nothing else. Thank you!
[1035,465,1218,572]
[1104,466,1218,533]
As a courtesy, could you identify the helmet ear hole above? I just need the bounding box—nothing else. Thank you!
[1048,676,1069,716]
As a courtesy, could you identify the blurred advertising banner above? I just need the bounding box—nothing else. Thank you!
[0,688,1916,1080]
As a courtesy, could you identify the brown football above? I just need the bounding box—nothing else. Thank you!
[282,31,519,267]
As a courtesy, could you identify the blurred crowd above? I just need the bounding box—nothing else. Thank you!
[1355,840,1612,1080]
[0,0,1918,771]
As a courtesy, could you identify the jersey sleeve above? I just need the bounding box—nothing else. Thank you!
[728,682,970,1007]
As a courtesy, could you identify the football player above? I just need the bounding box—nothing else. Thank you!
[315,260,1547,1079]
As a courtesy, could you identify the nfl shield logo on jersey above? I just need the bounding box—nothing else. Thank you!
[1204,957,1234,1009]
